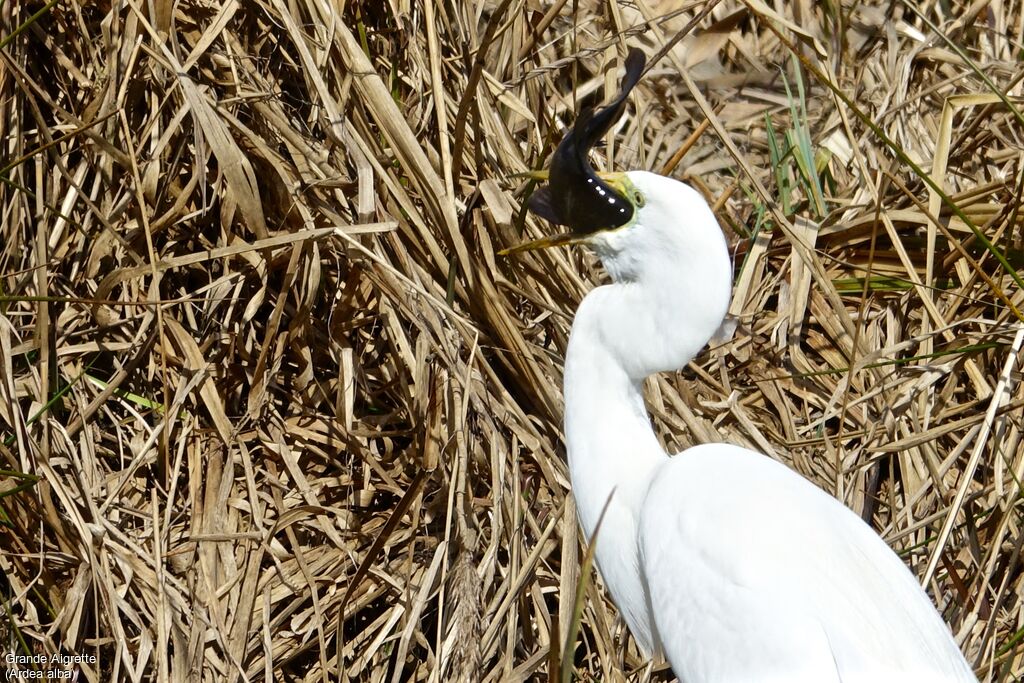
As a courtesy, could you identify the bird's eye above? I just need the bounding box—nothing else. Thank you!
[633,190,645,207]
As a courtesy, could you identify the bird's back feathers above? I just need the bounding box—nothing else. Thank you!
[638,443,976,683]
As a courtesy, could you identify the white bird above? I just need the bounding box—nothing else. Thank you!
[506,49,976,682]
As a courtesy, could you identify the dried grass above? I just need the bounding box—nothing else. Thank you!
[1,0,1023,681]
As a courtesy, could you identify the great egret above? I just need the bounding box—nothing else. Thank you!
[505,48,976,682]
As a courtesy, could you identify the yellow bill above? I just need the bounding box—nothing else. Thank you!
[508,169,549,181]
[498,232,589,255]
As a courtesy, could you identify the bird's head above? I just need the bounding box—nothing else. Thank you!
[504,48,726,285]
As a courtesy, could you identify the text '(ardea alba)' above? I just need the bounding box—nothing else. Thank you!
[504,48,976,682]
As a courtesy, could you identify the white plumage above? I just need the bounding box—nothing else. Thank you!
[560,170,976,681]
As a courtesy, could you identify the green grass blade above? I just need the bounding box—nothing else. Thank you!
[758,19,1024,319]
[560,493,615,683]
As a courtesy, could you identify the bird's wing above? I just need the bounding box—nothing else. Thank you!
[638,442,975,683]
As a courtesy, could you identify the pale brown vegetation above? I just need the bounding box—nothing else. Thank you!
[1,0,1023,681]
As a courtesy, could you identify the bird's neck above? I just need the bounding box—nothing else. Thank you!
[560,222,732,652]
[563,323,664,542]
[563,258,730,541]
[562,302,666,651]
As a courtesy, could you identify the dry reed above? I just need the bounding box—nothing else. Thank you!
[1,0,1023,681]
